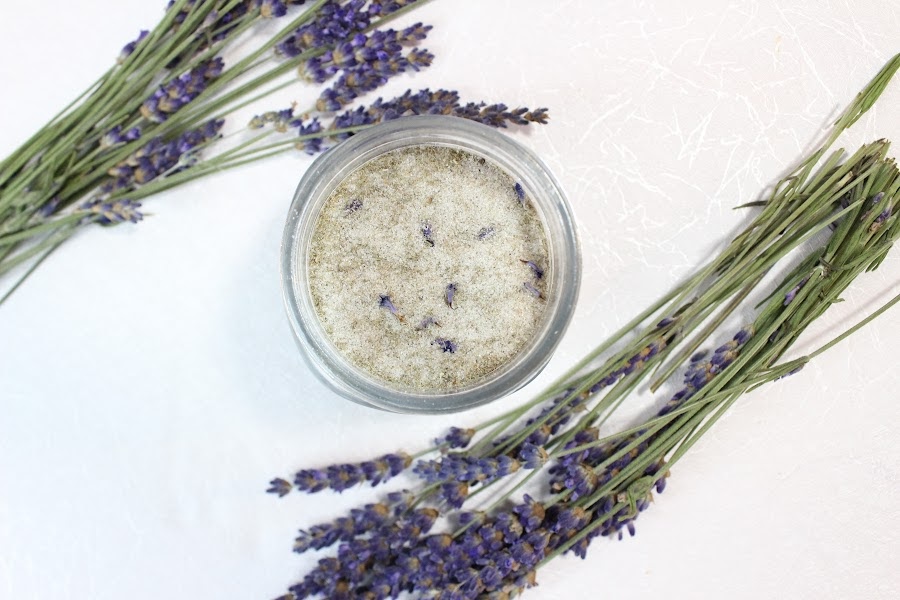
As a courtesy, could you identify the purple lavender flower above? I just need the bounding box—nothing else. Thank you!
[257,0,288,18]
[293,495,417,554]
[290,452,411,493]
[276,0,371,57]
[79,198,144,225]
[439,481,469,508]
[300,25,433,84]
[517,443,549,469]
[421,221,434,246]
[432,337,457,354]
[101,125,142,148]
[293,117,324,154]
[436,427,476,449]
[775,365,805,380]
[118,30,148,63]
[523,281,543,299]
[445,283,457,308]
[690,350,708,362]
[414,454,520,485]
[314,48,435,112]
[248,108,296,131]
[659,325,754,415]
[320,88,549,146]
[140,59,225,123]
[514,182,525,203]
[103,119,224,193]
[378,293,404,321]
[38,196,61,219]
[520,259,543,279]
[784,275,810,305]
[871,207,893,232]
[266,477,293,497]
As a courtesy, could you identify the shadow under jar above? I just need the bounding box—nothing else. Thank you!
[281,116,580,413]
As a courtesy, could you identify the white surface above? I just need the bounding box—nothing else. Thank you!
[1,1,899,599]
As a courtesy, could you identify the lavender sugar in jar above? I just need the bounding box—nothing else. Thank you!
[281,116,580,413]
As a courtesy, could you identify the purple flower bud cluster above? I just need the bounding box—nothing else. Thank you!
[300,25,432,83]
[248,108,297,132]
[103,119,224,193]
[289,452,412,493]
[101,125,142,149]
[432,337,458,354]
[586,337,667,395]
[240,106,320,148]
[285,506,449,599]
[658,325,754,416]
[140,59,224,123]
[276,0,371,57]
[293,491,414,553]
[279,490,645,599]
[413,453,521,486]
[79,198,144,225]
[435,427,476,450]
[253,90,549,157]
[517,443,550,469]
[783,275,810,305]
[118,29,148,63]
[326,88,549,141]
[315,47,435,112]
[276,0,425,57]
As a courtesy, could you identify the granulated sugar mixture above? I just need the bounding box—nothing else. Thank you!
[307,145,550,392]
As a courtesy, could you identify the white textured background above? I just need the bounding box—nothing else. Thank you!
[2,1,899,599]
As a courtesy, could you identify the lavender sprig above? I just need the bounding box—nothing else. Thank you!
[268,57,900,598]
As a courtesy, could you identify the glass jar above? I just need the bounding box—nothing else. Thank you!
[280,115,580,413]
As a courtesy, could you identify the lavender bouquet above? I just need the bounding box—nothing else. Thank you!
[0,0,547,300]
[266,56,900,599]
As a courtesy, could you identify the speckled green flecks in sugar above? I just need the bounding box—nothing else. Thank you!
[307,145,550,392]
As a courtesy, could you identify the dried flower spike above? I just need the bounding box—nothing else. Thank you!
[445,282,457,308]
[378,294,404,321]
[521,259,544,279]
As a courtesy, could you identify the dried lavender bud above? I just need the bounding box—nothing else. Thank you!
[421,221,434,246]
[432,337,457,353]
[344,198,363,214]
[783,276,809,305]
[79,198,144,225]
[523,281,543,299]
[416,316,441,330]
[775,365,805,380]
[266,477,292,497]
[435,427,476,449]
[514,182,526,203]
[378,294,404,321]
[520,259,544,279]
[476,226,496,240]
[140,59,224,123]
[445,283,457,308]
[290,452,412,494]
